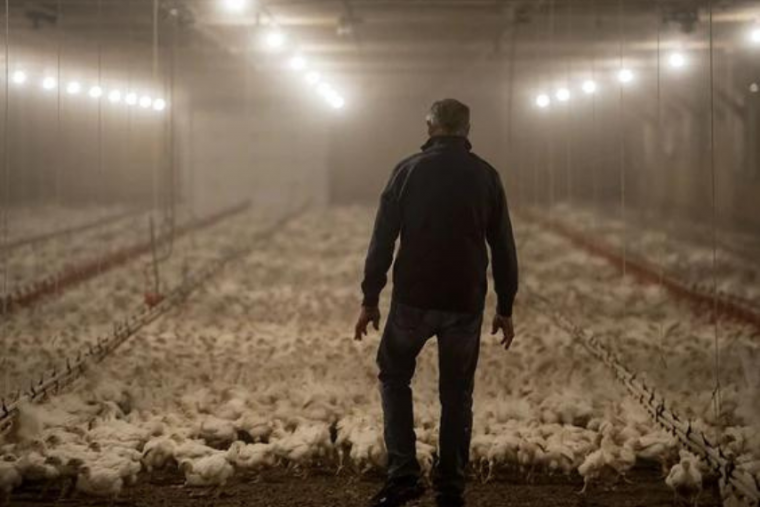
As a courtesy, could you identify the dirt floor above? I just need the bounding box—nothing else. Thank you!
[10,464,721,507]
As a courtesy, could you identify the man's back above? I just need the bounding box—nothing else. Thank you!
[356,98,518,507]
[362,135,518,317]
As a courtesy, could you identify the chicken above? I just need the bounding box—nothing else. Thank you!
[180,452,235,496]
[142,435,180,472]
[174,439,218,462]
[16,451,61,482]
[195,416,238,447]
[227,441,276,470]
[76,464,123,500]
[665,452,703,506]
[577,434,634,494]
[416,441,436,480]
[0,460,22,505]
[485,433,520,481]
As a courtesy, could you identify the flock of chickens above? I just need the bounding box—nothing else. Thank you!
[550,203,760,305]
[0,205,758,505]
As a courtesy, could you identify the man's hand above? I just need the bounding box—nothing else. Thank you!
[491,314,515,350]
[354,306,381,341]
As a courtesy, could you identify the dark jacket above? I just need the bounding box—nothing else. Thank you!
[361,136,519,316]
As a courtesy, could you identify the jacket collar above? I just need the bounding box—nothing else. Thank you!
[421,136,472,152]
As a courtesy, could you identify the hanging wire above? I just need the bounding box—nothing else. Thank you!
[590,0,599,232]
[95,0,105,275]
[655,0,669,370]
[548,0,556,213]
[564,1,572,205]
[617,0,627,278]
[1,0,10,394]
[53,0,63,296]
[707,0,722,420]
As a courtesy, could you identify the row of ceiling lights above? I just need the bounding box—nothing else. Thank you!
[221,0,346,110]
[9,69,167,112]
[535,25,760,110]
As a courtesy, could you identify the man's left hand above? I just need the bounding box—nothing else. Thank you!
[354,306,381,341]
[491,314,515,350]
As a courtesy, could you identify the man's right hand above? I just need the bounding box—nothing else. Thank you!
[354,306,381,341]
[491,314,515,350]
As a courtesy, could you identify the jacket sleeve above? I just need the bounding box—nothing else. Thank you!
[361,165,405,308]
[486,171,519,317]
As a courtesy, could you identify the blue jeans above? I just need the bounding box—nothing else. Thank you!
[376,300,482,497]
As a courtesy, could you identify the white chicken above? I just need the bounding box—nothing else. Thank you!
[75,464,123,500]
[227,441,276,471]
[0,460,22,505]
[142,435,179,472]
[180,452,235,496]
[665,451,703,506]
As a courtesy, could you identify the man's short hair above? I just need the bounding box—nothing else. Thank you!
[426,99,470,136]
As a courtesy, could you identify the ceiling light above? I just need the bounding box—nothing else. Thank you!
[535,94,551,108]
[668,51,687,69]
[89,86,103,99]
[139,96,153,109]
[221,0,248,13]
[555,88,570,102]
[66,81,82,95]
[125,92,138,106]
[42,77,57,91]
[330,96,345,109]
[289,55,307,71]
[751,27,760,44]
[305,72,321,86]
[617,68,634,84]
[12,70,27,85]
[750,83,759,94]
[316,82,334,98]
[153,99,167,111]
[264,29,287,51]
[108,90,122,103]
[581,80,597,95]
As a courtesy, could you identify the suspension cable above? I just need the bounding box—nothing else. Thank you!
[655,0,669,371]
[53,0,63,296]
[617,0,627,278]
[707,0,722,420]
[1,0,10,394]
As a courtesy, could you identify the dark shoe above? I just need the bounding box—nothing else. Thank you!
[435,493,465,507]
[369,476,426,507]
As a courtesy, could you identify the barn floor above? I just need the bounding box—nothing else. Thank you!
[10,466,721,507]
[1,206,756,506]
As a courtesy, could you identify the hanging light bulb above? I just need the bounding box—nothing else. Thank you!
[330,95,345,109]
[221,0,248,13]
[535,94,551,108]
[617,68,634,84]
[139,96,153,109]
[289,55,307,71]
[153,99,167,111]
[125,92,138,106]
[108,90,122,103]
[41,77,57,91]
[750,26,760,45]
[12,70,27,85]
[89,86,103,99]
[555,88,571,102]
[66,81,82,95]
[581,80,597,95]
[305,71,321,86]
[263,29,287,51]
[668,51,687,69]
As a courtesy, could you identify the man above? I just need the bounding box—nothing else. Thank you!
[354,98,519,507]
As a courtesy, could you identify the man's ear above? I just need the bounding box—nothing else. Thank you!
[427,121,434,137]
